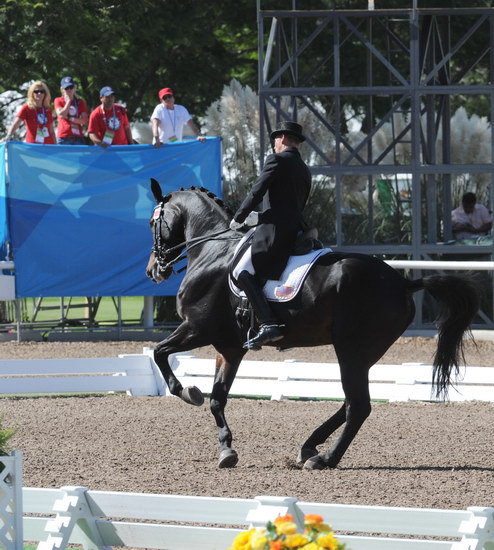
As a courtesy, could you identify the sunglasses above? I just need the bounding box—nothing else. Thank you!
[65,85,75,90]
[34,90,46,95]
[163,94,173,99]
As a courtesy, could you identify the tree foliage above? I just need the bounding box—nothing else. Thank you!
[0,0,258,130]
[1,0,493,133]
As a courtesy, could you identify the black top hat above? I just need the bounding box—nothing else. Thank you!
[270,121,306,142]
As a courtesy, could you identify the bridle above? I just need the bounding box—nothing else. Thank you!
[151,202,237,275]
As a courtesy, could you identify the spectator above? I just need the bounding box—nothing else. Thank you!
[54,76,88,145]
[151,87,205,148]
[88,86,133,148]
[452,191,492,240]
[2,81,56,144]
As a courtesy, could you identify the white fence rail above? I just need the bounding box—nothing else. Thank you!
[1,352,494,402]
[0,355,164,396]
[19,486,494,550]
[168,354,494,402]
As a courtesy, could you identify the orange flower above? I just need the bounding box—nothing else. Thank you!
[269,540,284,550]
[304,514,330,533]
[304,514,324,526]
[274,514,294,525]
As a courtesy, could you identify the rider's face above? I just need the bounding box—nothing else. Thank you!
[274,136,284,153]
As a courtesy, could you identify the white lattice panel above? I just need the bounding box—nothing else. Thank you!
[0,451,23,550]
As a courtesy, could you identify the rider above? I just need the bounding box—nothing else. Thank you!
[229,121,312,350]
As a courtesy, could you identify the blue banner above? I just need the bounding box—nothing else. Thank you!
[7,139,222,297]
[0,143,7,259]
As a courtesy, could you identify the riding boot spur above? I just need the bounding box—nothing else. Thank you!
[236,270,283,350]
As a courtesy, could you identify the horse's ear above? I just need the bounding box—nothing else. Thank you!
[150,178,164,203]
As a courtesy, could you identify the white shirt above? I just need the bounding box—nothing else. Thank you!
[150,104,191,143]
[451,203,492,239]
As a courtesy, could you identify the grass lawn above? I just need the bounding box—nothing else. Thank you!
[22,296,146,326]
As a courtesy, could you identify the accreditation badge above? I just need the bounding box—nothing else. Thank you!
[103,129,115,145]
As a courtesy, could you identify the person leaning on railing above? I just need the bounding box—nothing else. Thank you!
[1,81,57,144]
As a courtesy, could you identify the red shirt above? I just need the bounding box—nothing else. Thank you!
[88,104,130,145]
[17,104,55,144]
[54,96,88,138]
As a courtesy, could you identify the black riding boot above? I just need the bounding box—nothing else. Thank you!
[237,270,283,350]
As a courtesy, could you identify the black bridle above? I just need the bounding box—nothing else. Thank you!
[151,202,238,275]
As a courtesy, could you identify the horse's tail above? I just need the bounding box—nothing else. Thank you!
[408,274,480,399]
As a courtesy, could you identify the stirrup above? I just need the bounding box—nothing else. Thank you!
[243,324,284,351]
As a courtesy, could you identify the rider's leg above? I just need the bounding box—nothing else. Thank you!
[237,270,283,350]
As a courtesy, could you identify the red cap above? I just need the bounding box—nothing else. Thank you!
[159,87,174,99]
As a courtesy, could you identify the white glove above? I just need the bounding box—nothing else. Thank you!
[229,219,243,231]
[244,211,259,227]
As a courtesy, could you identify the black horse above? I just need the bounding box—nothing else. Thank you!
[146,179,480,470]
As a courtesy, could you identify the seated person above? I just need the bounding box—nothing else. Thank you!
[451,192,492,240]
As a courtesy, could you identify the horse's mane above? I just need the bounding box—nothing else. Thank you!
[162,186,234,216]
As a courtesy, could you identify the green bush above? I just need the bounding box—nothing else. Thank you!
[0,416,15,456]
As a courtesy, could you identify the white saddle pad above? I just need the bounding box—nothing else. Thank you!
[229,231,332,302]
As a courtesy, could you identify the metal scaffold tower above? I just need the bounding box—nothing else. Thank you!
[257,1,494,329]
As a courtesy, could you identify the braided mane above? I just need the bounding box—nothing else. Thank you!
[162,186,233,216]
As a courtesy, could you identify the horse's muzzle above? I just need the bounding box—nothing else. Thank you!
[146,262,172,283]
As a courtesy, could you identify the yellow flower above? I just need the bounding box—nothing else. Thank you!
[229,528,257,550]
[300,543,320,550]
[317,532,340,549]
[250,529,268,550]
[276,521,297,536]
[284,533,310,548]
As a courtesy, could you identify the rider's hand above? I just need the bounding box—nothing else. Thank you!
[244,211,259,227]
[229,219,243,231]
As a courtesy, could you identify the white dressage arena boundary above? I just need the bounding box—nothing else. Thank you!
[13,485,494,550]
[0,349,494,402]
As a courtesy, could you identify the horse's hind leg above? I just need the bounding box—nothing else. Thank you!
[210,346,245,468]
[303,367,371,470]
[297,404,346,464]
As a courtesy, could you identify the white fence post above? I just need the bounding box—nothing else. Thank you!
[37,486,110,550]
[0,450,23,550]
[247,496,305,531]
[452,506,494,550]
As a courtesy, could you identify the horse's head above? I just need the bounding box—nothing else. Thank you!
[146,179,186,283]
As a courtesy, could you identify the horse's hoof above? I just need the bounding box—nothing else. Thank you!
[218,449,238,469]
[303,455,326,470]
[180,386,204,406]
[297,448,318,464]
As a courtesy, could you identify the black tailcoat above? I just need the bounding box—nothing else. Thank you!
[233,146,311,280]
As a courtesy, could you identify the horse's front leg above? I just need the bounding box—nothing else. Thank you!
[210,346,245,468]
[154,322,209,406]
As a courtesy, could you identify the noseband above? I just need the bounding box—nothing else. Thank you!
[151,202,237,275]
